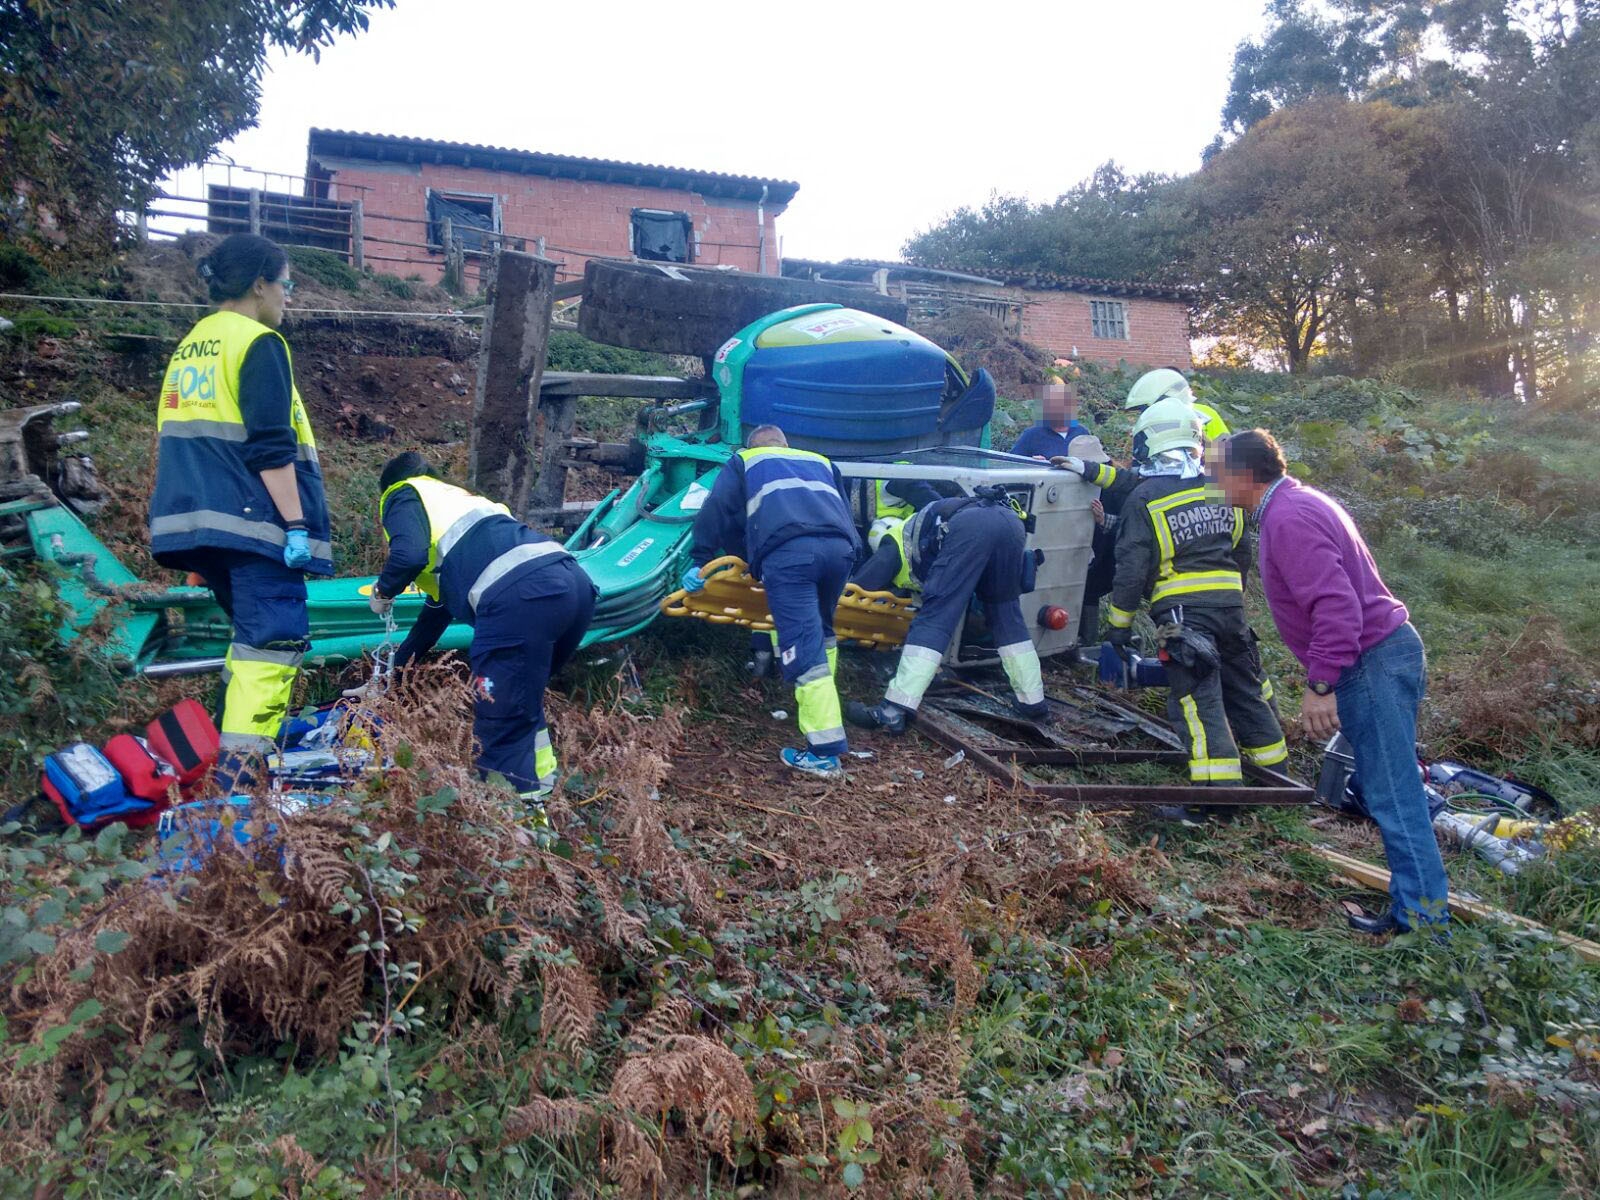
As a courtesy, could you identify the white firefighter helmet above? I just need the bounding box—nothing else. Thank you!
[1131,395,1203,462]
[1125,367,1194,411]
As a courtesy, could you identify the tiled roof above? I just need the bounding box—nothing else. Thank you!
[307,129,799,204]
[784,256,1191,302]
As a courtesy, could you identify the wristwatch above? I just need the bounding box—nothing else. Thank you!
[1306,679,1334,696]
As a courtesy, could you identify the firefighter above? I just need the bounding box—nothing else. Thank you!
[682,425,859,778]
[148,234,330,770]
[845,487,1046,733]
[370,453,596,802]
[1124,367,1231,443]
[1079,397,1285,812]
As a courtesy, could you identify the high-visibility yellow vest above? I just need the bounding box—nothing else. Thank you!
[883,518,918,592]
[1194,403,1230,441]
[150,310,331,571]
[378,475,513,602]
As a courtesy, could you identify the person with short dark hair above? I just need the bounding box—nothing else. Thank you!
[1214,430,1448,936]
[149,233,330,768]
[371,455,596,802]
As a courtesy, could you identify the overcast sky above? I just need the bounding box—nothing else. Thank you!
[198,0,1268,262]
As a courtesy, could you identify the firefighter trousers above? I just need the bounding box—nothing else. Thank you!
[1157,604,1286,784]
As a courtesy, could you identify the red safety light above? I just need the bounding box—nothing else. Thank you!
[1037,605,1070,631]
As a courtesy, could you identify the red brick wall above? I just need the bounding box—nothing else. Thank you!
[325,162,784,286]
[1019,290,1193,369]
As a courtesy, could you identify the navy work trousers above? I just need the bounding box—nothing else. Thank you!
[469,557,596,794]
[187,549,309,750]
[761,534,854,756]
[905,505,1030,655]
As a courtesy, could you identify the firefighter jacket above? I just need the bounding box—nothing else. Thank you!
[378,475,570,622]
[1106,474,1250,629]
[150,310,332,574]
[691,446,857,577]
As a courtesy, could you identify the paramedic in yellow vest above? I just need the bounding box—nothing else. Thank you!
[148,234,331,766]
[371,453,597,801]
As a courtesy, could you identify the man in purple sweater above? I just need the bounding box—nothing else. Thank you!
[1214,430,1448,936]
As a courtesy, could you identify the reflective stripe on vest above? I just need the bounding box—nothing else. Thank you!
[876,473,914,521]
[468,542,569,611]
[1144,486,1245,604]
[738,446,840,518]
[380,476,511,602]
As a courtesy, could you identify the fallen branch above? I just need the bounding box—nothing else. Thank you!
[1306,845,1600,963]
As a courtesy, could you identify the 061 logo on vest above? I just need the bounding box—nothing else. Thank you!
[472,675,496,703]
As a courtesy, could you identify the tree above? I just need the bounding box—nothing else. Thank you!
[1191,99,1434,373]
[902,164,1196,285]
[0,0,393,252]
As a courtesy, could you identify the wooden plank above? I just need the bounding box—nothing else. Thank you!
[469,249,558,513]
[529,392,578,517]
[1306,845,1600,962]
[539,372,711,400]
[349,199,364,270]
[578,259,910,360]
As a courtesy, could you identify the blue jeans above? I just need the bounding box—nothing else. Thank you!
[1336,623,1449,929]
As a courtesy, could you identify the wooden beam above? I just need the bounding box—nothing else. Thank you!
[539,372,711,400]
[1306,846,1600,963]
[469,249,558,514]
[578,259,910,360]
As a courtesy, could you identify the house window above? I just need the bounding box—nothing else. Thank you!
[631,209,692,263]
[1090,299,1129,340]
[427,190,499,253]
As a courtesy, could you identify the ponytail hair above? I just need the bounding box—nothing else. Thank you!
[380,451,435,492]
[197,234,288,303]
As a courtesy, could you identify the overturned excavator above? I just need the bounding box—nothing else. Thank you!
[3,300,1097,677]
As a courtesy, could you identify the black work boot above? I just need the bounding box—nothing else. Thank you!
[844,699,911,734]
[1346,908,1401,936]
[1012,699,1050,723]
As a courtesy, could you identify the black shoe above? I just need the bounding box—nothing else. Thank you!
[1012,699,1050,723]
[844,700,910,734]
[1151,804,1208,825]
[1346,909,1401,936]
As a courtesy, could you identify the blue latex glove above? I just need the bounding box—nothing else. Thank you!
[681,564,706,593]
[283,527,312,569]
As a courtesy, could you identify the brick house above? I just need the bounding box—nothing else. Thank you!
[782,258,1193,369]
[305,129,798,286]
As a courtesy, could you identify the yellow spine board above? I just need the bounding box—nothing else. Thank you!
[661,555,915,650]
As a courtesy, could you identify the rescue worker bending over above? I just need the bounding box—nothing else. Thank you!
[683,425,860,779]
[1082,399,1285,810]
[744,469,937,679]
[370,453,596,802]
[845,488,1047,733]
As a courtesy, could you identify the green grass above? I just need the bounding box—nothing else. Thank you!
[8,328,1600,1195]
